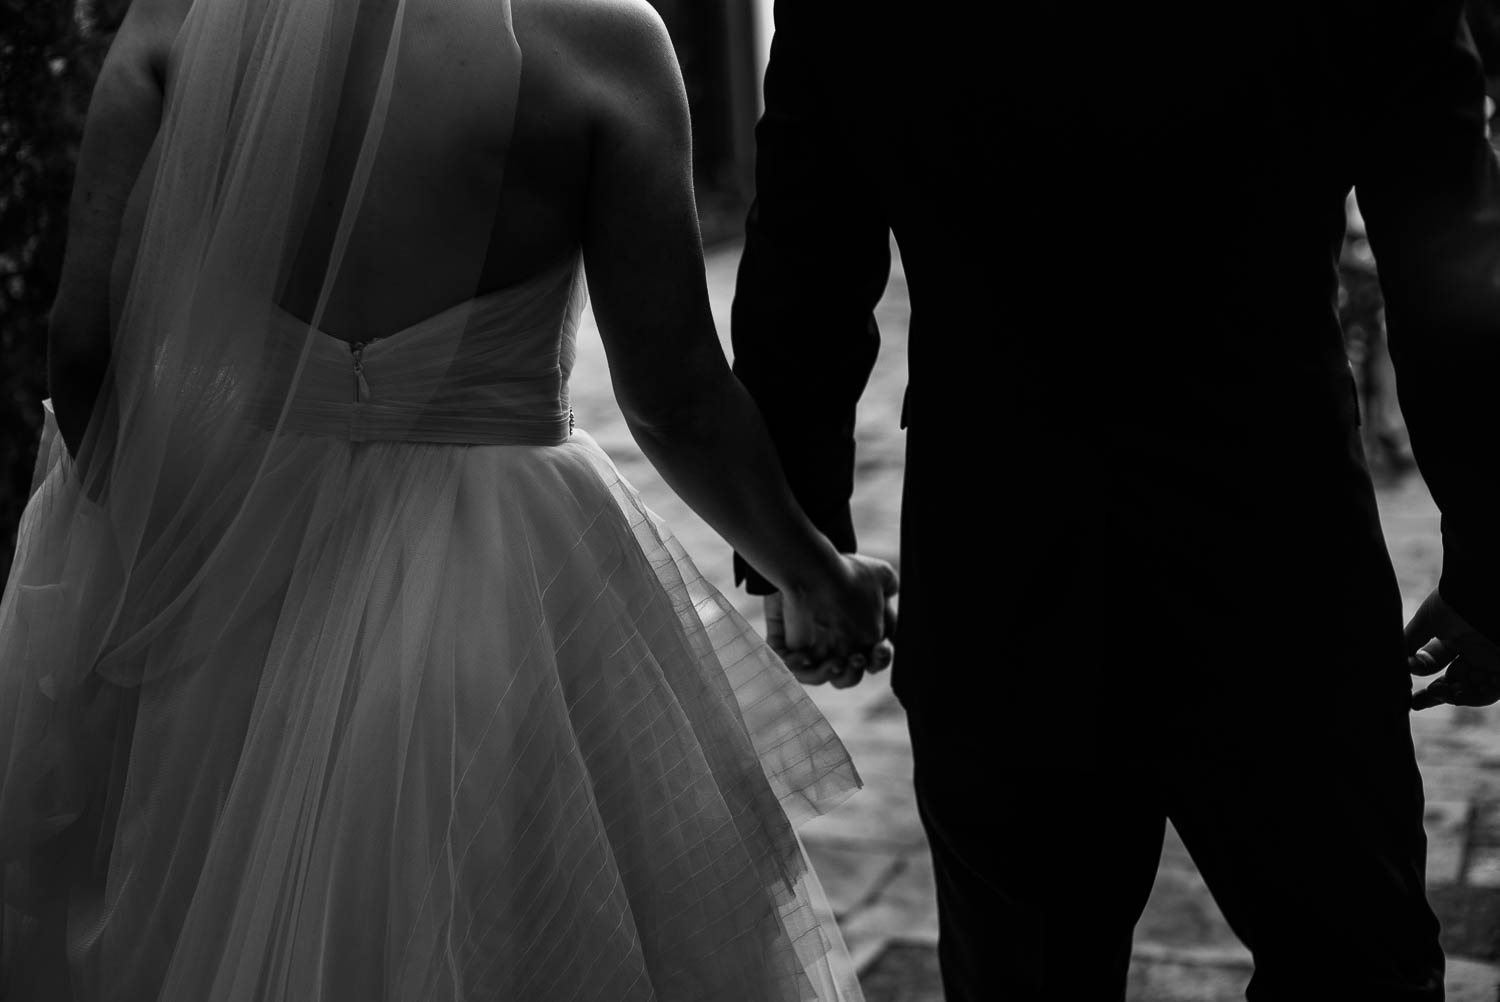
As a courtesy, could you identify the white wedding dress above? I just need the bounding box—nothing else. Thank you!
[0,2,863,1000]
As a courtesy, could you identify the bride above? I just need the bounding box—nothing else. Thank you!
[0,0,896,998]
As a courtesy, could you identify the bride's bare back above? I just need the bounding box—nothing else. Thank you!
[89,0,708,344]
[281,0,618,336]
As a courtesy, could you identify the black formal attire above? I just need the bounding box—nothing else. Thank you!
[733,3,1500,999]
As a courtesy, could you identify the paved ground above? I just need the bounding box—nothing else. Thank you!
[570,240,1500,1000]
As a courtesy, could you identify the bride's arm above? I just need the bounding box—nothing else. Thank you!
[48,1,175,456]
[578,3,884,627]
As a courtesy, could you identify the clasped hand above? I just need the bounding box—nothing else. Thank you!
[1408,589,1500,709]
[766,554,898,689]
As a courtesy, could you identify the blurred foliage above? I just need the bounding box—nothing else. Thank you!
[0,0,128,574]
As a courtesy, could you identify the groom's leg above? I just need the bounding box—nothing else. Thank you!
[910,722,1166,1002]
[1166,680,1444,1001]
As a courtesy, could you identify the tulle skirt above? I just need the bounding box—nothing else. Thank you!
[0,411,863,1002]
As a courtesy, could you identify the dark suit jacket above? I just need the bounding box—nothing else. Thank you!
[732,2,1500,750]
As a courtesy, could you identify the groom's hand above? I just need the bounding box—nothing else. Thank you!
[1408,589,1500,709]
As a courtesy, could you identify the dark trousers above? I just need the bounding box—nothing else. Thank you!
[908,693,1446,1002]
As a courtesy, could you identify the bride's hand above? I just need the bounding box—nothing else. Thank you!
[768,554,898,689]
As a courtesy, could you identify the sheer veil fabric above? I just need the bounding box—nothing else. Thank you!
[0,0,864,998]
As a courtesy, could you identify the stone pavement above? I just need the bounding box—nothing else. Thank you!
[570,239,1500,1000]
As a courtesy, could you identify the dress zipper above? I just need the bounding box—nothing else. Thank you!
[349,341,372,402]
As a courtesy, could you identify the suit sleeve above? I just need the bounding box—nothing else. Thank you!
[1358,1,1500,640]
[730,8,892,595]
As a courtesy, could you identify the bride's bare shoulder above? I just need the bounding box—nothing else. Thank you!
[523,0,671,45]
[517,0,671,49]
[109,0,194,78]
[120,0,194,30]
[515,0,682,109]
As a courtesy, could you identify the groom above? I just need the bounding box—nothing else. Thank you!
[732,2,1500,999]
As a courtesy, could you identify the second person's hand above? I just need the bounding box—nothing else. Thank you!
[1408,588,1500,710]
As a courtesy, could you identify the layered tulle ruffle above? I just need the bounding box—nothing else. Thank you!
[0,414,861,1002]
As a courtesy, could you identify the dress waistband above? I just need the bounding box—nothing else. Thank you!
[258,398,573,446]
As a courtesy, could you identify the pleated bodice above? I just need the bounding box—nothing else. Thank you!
[266,258,585,446]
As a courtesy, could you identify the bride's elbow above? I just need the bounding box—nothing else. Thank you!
[619,376,736,452]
